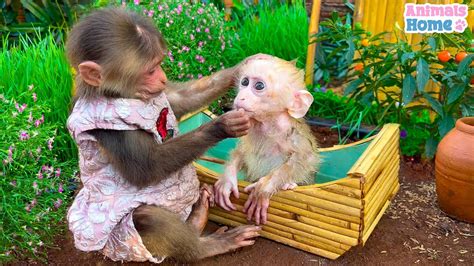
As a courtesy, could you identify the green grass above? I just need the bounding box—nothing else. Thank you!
[1,34,76,160]
[226,2,309,68]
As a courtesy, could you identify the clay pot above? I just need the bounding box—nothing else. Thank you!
[435,117,474,223]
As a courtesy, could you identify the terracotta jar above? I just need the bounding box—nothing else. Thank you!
[435,117,474,223]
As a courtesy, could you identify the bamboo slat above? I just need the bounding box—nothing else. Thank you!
[365,178,399,227]
[294,235,347,255]
[362,131,399,185]
[276,191,362,217]
[363,141,399,193]
[362,183,400,244]
[209,207,358,246]
[296,188,363,208]
[209,208,353,251]
[320,184,362,199]
[297,216,360,238]
[365,167,398,218]
[304,0,322,87]
[364,158,399,205]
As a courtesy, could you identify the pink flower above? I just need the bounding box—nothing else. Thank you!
[158,5,163,11]
[178,62,183,67]
[10,180,17,187]
[55,168,61,177]
[19,131,30,141]
[32,93,37,102]
[133,0,140,5]
[196,27,201,33]
[36,147,41,154]
[198,41,204,48]
[197,8,204,14]
[47,138,54,150]
[168,51,174,62]
[205,28,210,33]
[182,46,190,52]
[54,198,62,209]
[58,183,64,193]
[33,181,38,189]
[190,34,195,41]
[198,74,203,79]
[15,102,27,113]
[28,112,33,123]
[37,171,43,179]
[176,4,183,15]
[147,10,154,17]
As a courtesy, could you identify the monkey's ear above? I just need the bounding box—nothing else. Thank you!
[288,90,313,119]
[78,61,102,87]
[289,59,298,66]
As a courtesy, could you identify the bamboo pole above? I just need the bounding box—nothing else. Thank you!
[276,191,362,217]
[376,0,388,36]
[319,184,362,199]
[348,124,399,178]
[296,188,363,208]
[362,131,399,185]
[199,156,226,165]
[229,194,360,229]
[365,165,398,215]
[363,138,399,190]
[293,235,347,255]
[209,206,359,246]
[364,178,399,227]
[362,183,399,244]
[209,208,358,249]
[297,216,360,238]
[364,158,399,206]
[362,0,370,30]
[318,136,375,152]
[304,0,322,87]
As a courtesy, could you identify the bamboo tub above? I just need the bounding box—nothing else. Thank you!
[179,111,400,260]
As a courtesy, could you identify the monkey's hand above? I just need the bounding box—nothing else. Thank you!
[243,180,271,225]
[214,176,239,211]
[213,109,251,138]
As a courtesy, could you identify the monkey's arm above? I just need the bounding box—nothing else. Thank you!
[87,113,245,188]
[215,147,244,211]
[165,67,236,119]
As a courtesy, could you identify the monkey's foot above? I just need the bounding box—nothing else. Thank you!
[187,184,214,233]
[280,182,298,190]
[200,225,260,257]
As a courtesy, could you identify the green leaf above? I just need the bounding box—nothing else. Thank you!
[424,137,438,158]
[401,52,415,64]
[345,38,355,66]
[21,0,51,24]
[416,58,429,92]
[447,83,466,104]
[438,115,455,137]
[457,54,474,77]
[402,75,416,105]
[423,93,443,115]
[344,78,363,96]
[427,37,437,51]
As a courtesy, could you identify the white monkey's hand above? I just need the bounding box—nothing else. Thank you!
[214,176,239,211]
[243,180,271,225]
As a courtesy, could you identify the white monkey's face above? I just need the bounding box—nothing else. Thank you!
[234,59,296,120]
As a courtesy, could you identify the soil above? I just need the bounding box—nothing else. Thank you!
[12,127,474,265]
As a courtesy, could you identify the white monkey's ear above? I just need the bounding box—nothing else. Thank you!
[289,59,298,66]
[78,61,102,87]
[288,90,314,119]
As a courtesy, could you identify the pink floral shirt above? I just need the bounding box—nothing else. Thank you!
[67,93,200,263]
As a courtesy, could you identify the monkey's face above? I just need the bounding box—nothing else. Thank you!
[234,57,313,120]
[135,58,168,100]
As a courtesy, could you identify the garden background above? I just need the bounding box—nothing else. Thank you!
[1,0,473,263]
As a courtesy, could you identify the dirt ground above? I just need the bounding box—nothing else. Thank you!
[13,128,474,265]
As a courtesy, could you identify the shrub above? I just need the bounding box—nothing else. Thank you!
[123,0,234,81]
[226,2,309,68]
[0,34,76,160]
[0,88,78,263]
